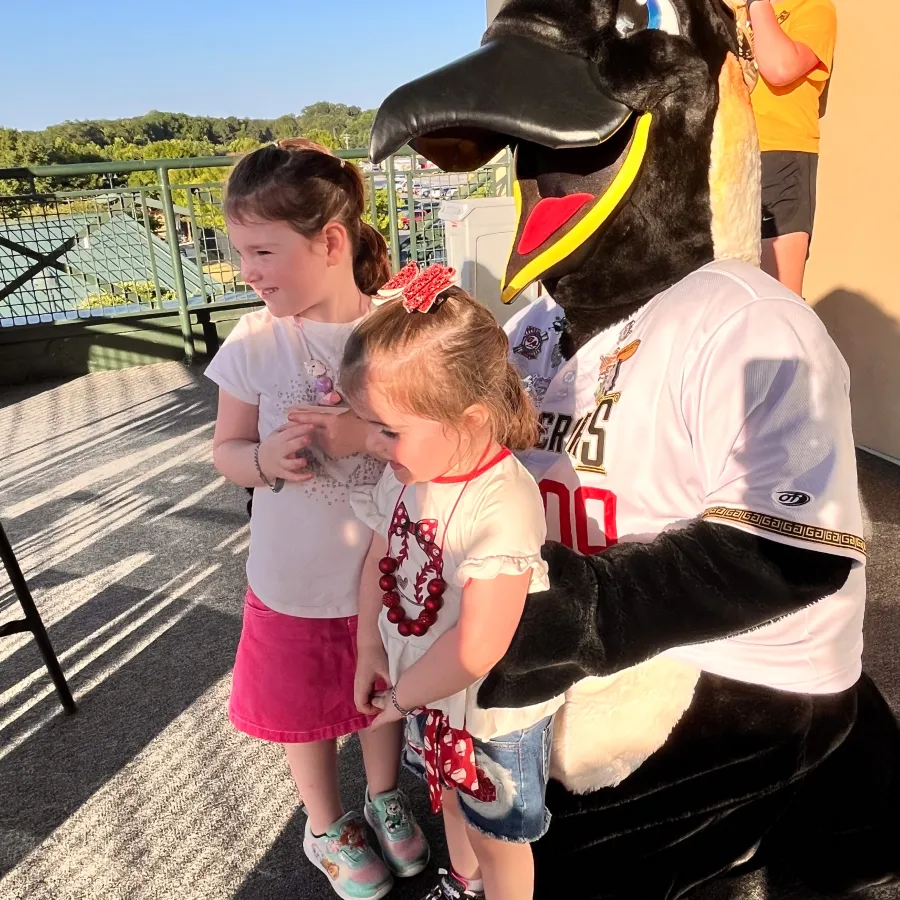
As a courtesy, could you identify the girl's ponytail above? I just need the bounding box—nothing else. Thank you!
[499,363,540,451]
[330,154,390,294]
[354,223,391,295]
[226,138,391,295]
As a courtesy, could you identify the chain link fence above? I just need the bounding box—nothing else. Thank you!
[0,150,511,330]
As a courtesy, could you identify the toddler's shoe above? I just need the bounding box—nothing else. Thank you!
[303,811,393,900]
[364,787,431,877]
[421,868,485,899]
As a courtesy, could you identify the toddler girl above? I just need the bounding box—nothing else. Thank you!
[345,265,564,900]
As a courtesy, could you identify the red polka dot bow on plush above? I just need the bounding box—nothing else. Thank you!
[421,710,496,814]
[377,262,457,313]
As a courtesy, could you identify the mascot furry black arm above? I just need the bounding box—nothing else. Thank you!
[371,2,900,897]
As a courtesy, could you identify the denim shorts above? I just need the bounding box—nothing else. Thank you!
[403,713,553,843]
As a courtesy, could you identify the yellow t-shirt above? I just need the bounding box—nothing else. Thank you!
[750,0,837,153]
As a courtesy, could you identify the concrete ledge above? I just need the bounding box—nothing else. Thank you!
[0,299,262,385]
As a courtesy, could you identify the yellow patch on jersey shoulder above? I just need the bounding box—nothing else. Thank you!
[595,339,641,403]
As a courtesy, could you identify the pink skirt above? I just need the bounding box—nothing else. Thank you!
[229,587,377,743]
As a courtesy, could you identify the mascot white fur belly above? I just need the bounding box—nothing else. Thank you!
[551,658,700,793]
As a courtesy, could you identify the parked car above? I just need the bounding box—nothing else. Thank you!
[399,209,427,229]
[398,200,442,229]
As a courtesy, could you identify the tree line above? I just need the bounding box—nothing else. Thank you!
[0,103,377,194]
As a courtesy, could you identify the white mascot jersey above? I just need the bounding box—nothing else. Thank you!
[505,259,867,792]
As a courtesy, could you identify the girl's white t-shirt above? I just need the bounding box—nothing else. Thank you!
[350,450,564,741]
[205,307,383,618]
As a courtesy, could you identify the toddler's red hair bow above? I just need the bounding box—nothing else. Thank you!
[377,263,457,313]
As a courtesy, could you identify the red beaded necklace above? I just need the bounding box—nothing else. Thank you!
[378,446,492,638]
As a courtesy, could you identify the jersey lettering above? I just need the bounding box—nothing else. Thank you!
[539,479,573,548]
[540,479,618,553]
[595,395,618,422]
[537,412,556,450]
[560,397,620,473]
[577,416,606,470]
[575,486,618,552]
[547,415,573,454]
[564,414,590,457]
[535,400,619,460]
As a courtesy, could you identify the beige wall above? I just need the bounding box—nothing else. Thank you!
[806,0,900,461]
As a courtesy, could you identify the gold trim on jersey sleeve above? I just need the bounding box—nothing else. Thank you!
[702,506,867,556]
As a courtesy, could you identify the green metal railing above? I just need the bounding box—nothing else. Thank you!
[0,148,512,362]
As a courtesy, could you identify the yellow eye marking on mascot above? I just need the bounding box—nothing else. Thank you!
[501,112,654,305]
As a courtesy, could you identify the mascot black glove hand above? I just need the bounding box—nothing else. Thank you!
[478,523,852,711]
[479,541,603,709]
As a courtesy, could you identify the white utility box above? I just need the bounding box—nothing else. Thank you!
[439,197,542,325]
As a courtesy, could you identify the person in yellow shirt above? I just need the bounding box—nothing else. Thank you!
[748,0,837,296]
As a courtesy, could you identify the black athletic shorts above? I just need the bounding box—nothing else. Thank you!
[760,150,819,240]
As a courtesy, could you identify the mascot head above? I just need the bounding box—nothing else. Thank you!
[370,0,760,349]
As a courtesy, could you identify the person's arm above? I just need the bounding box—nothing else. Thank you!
[357,532,388,645]
[353,532,393,716]
[477,527,851,707]
[212,388,314,488]
[749,0,825,86]
[372,572,531,724]
[287,406,370,460]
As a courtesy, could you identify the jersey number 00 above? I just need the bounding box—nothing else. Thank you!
[540,480,618,554]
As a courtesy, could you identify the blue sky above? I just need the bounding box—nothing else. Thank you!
[1,0,488,131]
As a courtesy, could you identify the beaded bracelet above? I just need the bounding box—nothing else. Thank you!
[391,686,420,718]
[254,443,275,489]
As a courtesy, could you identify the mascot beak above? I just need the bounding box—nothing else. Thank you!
[370,34,652,306]
[369,36,631,170]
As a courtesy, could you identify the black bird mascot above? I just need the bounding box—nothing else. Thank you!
[370,1,900,896]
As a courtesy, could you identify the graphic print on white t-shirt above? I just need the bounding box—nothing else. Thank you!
[506,259,867,694]
[205,307,383,618]
[386,496,443,608]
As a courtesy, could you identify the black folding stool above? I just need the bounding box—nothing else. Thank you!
[0,519,76,713]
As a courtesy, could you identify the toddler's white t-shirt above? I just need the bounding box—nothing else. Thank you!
[351,449,564,741]
[205,307,383,618]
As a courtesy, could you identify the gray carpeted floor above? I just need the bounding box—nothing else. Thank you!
[0,362,897,900]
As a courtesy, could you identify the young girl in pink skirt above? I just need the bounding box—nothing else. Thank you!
[205,139,429,900]
[343,267,564,900]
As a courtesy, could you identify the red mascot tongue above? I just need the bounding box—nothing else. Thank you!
[517,193,594,256]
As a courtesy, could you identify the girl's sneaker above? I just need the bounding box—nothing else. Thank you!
[364,787,431,877]
[421,868,486,899]
[303,811,393,900]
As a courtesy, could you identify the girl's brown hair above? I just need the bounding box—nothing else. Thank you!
[224,138,390,296]
[341,287,539,451]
